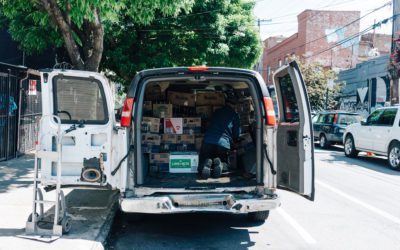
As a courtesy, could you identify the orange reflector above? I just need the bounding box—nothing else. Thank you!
[263,96,276,126]
[188,66,209,71]
[121,97,134,127]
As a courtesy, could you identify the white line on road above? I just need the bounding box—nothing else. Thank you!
[276,207,317,245]
[316,179,400,225]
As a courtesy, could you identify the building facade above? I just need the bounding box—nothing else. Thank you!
[262,10,361,85]
[337,55,390,117]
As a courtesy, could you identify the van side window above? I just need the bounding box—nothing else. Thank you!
[53,76,108,124]
[279,75,299,123]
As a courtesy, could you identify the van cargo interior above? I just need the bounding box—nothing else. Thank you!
[136,78,262,188]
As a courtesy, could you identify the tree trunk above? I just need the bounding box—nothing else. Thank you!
[40,0,103,72]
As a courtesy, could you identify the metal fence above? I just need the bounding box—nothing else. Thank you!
[0,63,41,161]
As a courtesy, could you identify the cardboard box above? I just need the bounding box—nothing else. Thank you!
[153,104,173,118]
[168,91,196,107]
[142,133,161,153]
[169,152,199,173]
[183,117,201,134]
[213,106,223,112]
[177,134,195,144]
[160,134,177,152]
[143,101,153,116]
[150,153,169,172]
[141,117,160,133]
[237,133,254,155]
[233,99,253,114]
[164,118,183,134]
[161,134,177,144]
[145,85,165,101]
[196,92,225,106]
[196,106,213,120]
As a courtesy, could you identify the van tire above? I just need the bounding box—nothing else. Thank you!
[248,210,269,222]
[344,135,358,158]
[388,142,400,170]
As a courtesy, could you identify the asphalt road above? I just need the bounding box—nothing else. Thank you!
[106,146,400,250]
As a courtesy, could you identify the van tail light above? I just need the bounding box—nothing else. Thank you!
[333,114,338,124]
[263,97,276,126]
[121,97,134,127]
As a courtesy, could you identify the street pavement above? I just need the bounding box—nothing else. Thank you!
[107,146,400,250]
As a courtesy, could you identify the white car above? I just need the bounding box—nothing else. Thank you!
[343,106,400,170]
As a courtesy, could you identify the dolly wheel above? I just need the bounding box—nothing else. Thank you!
[61,215,72,234]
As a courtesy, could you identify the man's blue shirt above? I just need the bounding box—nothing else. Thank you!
[203,105,241,149]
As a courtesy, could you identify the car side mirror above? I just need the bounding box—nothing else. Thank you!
[360,120,367,126]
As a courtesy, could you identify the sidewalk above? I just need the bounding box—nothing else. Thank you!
[0,154,118,250]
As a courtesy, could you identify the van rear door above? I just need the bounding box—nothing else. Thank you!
[40,70,127,189]
[273,61,315,200]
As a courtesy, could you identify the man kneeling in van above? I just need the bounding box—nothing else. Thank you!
[198,97,241,179]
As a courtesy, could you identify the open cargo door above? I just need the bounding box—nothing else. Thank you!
[39,70,124,188]
[273,61,315,200]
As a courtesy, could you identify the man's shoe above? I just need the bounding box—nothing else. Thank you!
[200,158,212,179]
[211,158,223,178]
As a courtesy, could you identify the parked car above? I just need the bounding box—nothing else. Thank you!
[313,111,362,148]
[344,106,400,170]
[36,61,314,223]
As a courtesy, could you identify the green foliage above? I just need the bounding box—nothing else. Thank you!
[294,57,343,111]
[103,0,262,86]
[1,0,261,84]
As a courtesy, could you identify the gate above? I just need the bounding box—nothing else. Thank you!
[0,65,19,161]
[0,63,41,161]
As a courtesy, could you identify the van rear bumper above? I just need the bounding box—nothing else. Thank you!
[120,193,280,214]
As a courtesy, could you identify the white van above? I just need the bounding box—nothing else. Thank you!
[38,62,314,222]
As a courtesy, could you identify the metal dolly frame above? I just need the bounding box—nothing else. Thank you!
[26,115,72,236]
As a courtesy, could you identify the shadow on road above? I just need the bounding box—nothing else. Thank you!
[318,148,400,176]
[107,211,263,249]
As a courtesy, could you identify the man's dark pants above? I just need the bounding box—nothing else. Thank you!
[198,143,230,172]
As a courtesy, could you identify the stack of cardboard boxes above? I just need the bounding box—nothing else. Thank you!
[142,85,225,173]
[141,84,256,174]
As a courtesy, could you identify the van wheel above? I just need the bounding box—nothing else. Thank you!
[344,135,358,158]
[388,142,400,170]
[248,210,269,222]
[319,134,330,149]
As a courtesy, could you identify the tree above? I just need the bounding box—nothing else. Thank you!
[294,57,342,111]
[0,0,195,71]
[102,0,262,86]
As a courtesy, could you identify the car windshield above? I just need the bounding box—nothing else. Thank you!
[337,114,362,125]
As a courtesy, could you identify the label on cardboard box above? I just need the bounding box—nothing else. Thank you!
[150,153,169,164]
[164,118,183,134]
[183,117,201,134]
[141,117,160,133]
[196,92,225,106]
[153,104,173,118]
[168,91,196,107]
[169,152,198,173]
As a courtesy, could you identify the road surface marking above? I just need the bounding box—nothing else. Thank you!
[276,207,317,245]
[316,180,400,225]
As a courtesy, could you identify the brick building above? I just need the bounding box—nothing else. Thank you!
[358,33,392,62]
[262,10,360,85]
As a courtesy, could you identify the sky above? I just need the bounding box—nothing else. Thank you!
[254,0,393,40]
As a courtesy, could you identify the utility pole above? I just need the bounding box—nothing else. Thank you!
[255,18,272,76]
[391,0,400,105]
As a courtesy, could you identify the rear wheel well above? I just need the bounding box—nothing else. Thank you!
[345,133,353,140]
[388,140,400,152]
